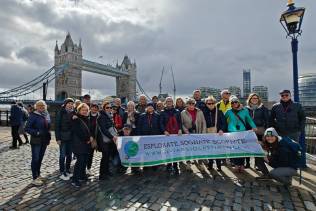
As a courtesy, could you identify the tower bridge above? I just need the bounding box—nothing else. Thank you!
[54,33,137,101]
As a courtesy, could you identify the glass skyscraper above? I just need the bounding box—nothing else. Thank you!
[243,69,251,98]
[299,73,316,108]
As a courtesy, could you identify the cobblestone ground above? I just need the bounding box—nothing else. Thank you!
[0,127,316,211]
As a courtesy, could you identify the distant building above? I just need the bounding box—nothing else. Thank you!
[158,93,169,101]
[252,86,269,103]
[243,69,251,98]
[199,87,221,100]
[228,86,241,98]
[299,73,316,116]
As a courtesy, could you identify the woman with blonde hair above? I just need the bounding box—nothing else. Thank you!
[25,100,51,186]
[123,101,139,136]
[71,103,92,188]
[202,96,227,171]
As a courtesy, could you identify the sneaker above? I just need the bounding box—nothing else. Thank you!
[86,169,92,176]
[60,173,70,181]
[9,146,19,150]
[71,181,81,188]
[255,175,272,181]
[32,178,44,186]
[66,171,73,177]
[38,176,47,182]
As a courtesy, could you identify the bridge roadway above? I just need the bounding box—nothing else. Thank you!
[0,127,316,210]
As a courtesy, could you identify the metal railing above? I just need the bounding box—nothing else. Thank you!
[306,117,316,155]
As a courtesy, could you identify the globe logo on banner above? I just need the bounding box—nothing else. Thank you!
[124,140,139,159]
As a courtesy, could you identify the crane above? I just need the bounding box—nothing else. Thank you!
[171,65,176,101]
[159,67,165,95]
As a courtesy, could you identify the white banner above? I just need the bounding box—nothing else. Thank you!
[117,131,264,167]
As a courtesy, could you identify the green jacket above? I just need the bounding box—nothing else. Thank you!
[225,107,256,132]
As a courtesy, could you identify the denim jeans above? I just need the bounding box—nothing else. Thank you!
[73,153,88,182]
[59,141,72,174]
[31,143,48,180]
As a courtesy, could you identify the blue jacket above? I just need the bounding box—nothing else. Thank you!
[25,111,51,144]
[10,104,23,126]
[137,112,162,135]
[225,108,256,132]
[202,107,227,132]
[159,107,182,134]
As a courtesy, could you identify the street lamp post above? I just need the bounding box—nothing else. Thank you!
[280,0,305,102]
[280,0,306,167]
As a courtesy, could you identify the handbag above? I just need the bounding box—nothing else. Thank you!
[97,120,117,144]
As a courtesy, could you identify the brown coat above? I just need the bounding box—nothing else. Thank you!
[181,108,207,134]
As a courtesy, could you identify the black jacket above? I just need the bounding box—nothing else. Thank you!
[159,107,182,134]
[89,112,99,139]
[55,107,74,141]
[202,107,227,132]
[137,112,161,135]
[268,137,301,169]
[269,100,305,135]
[96,110,115,151]
[246,104,269,128]
[71,115,91,154]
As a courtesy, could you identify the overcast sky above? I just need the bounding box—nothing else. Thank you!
[0,0,315,101]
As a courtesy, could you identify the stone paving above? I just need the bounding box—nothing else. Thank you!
[0,127,316,211]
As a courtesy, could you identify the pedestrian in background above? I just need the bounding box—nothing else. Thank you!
[9,101,23,149]
[25,100,51,186]
[18,102,29,144]
[193,90,206,110]
[55,98,75,181]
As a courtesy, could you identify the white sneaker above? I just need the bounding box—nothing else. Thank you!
[67,172,73,177]
[86,169,92,175]
[60,173,70,181]
[32,178,44,186]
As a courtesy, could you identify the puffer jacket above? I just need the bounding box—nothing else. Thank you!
[269,100,305,134]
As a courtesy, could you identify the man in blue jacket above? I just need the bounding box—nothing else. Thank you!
[10,101,23,149]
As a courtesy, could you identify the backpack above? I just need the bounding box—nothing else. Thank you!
[280,136,303,168]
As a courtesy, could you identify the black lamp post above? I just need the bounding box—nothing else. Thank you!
[280,0,307,167]
[280,0,305,102]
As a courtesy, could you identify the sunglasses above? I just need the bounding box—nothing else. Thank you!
[188,103,195,105]
[224,92,231,95]
[231,101,239,104]
[281,94,289,97]
[207,103,215,105]
[105,106,112,109]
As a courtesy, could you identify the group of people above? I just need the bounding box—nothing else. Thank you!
[11,88,306,188]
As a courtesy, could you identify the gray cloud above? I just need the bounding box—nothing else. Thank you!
[0,0,315,101]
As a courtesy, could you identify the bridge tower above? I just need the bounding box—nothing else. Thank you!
[116,55,137,101]
[54,33,82,101]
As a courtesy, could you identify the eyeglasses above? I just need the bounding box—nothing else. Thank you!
[207,103,215,105]
[251,97,259,100]
[281,94,289,97]
[231,101,239,104]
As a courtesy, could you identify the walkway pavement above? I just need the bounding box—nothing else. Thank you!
[0,127,316,211]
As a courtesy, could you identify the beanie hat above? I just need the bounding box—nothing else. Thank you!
[63,98,74,105]
[264,127,280,138]
[146,102,154,108]
[230,95,239,103]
